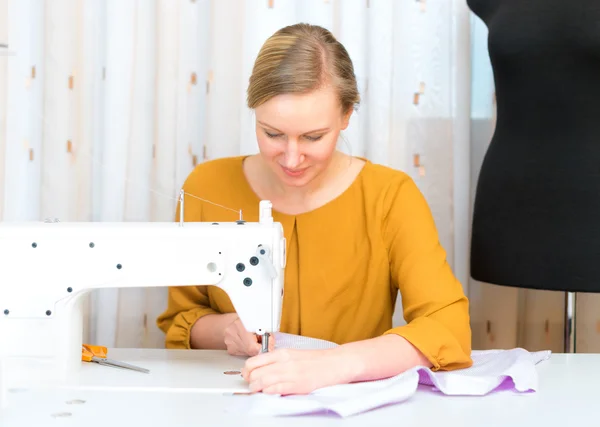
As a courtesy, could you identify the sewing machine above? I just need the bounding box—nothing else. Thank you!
[0,198,285,395]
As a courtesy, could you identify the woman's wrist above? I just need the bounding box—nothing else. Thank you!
[325,345,367,385]
[190,312,238,349]
[325,334,429,385]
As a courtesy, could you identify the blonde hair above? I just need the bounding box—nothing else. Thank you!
[247,23,360,115]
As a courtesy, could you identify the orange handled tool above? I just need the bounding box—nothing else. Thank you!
[82,344,150,374]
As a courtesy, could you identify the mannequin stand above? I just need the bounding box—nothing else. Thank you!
[564,292,577,353]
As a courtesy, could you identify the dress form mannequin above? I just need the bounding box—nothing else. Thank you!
[468,0,600,351]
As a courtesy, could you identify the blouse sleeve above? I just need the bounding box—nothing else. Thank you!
[155,180,221,349]
[381,176,473,371]
[156,285,220,349]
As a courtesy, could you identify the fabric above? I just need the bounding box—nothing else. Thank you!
[227,332,551,417]
[156,155,472,371]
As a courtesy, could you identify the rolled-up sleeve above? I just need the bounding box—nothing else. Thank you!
[381,176,472,371]
[156,285,220,349]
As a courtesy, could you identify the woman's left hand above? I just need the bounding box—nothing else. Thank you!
[241,348,351,395]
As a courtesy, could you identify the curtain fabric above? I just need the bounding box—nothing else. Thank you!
[0,0,471,349]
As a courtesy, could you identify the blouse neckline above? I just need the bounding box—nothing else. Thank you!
[236,155,371,218]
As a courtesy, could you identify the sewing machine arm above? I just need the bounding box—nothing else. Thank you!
[0,200,285,385]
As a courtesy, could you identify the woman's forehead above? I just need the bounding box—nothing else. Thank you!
[255,87,341,131]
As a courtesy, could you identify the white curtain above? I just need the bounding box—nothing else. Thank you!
[0,0,472,349]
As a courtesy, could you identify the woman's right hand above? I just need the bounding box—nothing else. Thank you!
[223,315,275,356]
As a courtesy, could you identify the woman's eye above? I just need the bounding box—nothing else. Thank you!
[264,130,322,141]
[305,135,323,141]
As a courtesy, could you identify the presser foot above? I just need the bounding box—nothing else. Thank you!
[260,333,270,353]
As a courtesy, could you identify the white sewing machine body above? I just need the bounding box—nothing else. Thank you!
[0,200,285,392]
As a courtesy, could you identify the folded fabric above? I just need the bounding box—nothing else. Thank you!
[227,332,551,417]
[272,332,339,351]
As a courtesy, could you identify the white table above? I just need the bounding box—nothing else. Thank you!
[0,349,595,426]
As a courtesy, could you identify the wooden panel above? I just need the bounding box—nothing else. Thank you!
[518,289,565,353]
[469,281,519,349]
[575,293,600,352]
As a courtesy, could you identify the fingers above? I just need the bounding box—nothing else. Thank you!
[242,348,288,381]
[239,330,258,356]
[262,382,298,396]
[250,333,276,355]
[224,337,235,355]
[231,319,258,356]
[224,316,257,356]
[245,363,300,395]
[246,363,285,393]
[225,316,277,357]
[246,342,261,356]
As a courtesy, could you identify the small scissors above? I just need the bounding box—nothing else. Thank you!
[82,344,150,374]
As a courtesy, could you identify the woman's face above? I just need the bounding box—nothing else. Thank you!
[254,85,351,189]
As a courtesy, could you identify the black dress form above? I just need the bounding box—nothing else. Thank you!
[469,0,600,293]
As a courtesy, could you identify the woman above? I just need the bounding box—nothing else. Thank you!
[157,23,472,395]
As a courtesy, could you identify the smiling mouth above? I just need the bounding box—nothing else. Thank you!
[281,166,308,177]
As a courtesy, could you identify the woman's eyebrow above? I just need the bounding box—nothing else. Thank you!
[257,121,282,132]
[257,120,330,134]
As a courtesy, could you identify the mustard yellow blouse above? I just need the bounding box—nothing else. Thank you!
[156,156,472,371]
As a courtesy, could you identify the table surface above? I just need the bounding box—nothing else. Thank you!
[0,349,596,426]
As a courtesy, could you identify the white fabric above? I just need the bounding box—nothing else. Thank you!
[228,333,551,417]
[273,332,339,351]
